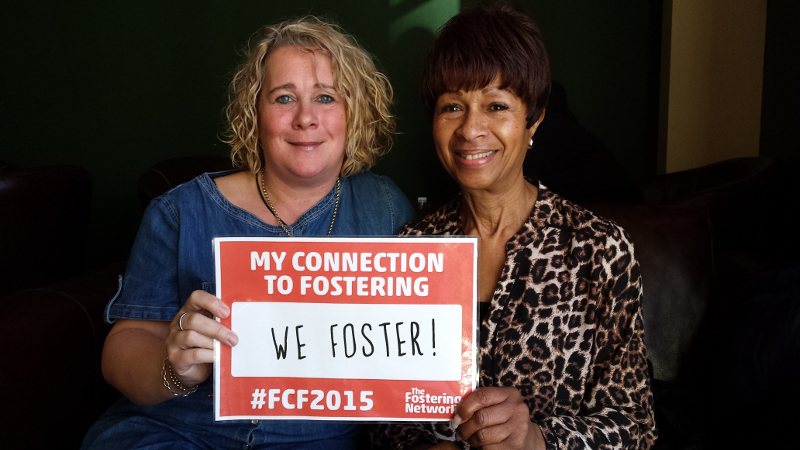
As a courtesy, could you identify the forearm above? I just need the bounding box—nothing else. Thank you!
[538,411,653,450]
[101,324,175,406]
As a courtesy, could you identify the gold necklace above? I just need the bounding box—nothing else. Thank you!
[257,169,340,237]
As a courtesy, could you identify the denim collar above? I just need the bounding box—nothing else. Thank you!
[196,170,341,234]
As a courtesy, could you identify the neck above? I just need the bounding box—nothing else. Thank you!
[460,177,538,238]
[260,168,339,225]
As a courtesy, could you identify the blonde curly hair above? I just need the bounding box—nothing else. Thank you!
[224,17,395,178]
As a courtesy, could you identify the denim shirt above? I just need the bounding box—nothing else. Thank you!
[84,170,414,450]
[106,170,414,322]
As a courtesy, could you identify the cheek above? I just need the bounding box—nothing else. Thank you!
[501,122,528,152]
[432,126,450,162]
[259,110,291,138]
[432,121,452,148]
[334,111,347,138]
[435,147,451,173]
[324,108,348,141]
[501,121,520,137]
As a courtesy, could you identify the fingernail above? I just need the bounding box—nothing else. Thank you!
[228,332,239,346]
[451,414,462,429]
[221,304,231,316]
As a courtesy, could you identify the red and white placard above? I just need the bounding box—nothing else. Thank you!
[213,237,478,421]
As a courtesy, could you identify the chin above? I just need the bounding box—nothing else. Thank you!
[453,174,499,192]
[288,164,339,182]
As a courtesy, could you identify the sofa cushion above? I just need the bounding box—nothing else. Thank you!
[0,165,92,296]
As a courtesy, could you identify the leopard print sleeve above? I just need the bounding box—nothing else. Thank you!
[368,422,438,450]
[537,224,657,450]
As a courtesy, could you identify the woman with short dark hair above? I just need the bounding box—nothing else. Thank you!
[372,4,657,449]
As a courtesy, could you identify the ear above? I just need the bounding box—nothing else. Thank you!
[526,109,546,148]
[528,108,546,132]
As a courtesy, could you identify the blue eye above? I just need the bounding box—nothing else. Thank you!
[275,95,293,104]
[317,94,335,104]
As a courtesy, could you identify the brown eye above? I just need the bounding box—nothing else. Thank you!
[440,103,460,113]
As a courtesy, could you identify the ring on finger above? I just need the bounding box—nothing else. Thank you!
[179,312,189,331]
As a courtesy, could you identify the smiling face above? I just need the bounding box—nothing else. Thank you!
[257,46,347,187]
[433,77,542,194]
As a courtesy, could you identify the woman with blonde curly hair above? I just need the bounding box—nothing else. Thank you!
[82,17,413,450]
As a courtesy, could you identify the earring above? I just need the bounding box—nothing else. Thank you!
[528,137,534,149]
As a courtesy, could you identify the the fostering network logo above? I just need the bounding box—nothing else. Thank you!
[404,387,461,414]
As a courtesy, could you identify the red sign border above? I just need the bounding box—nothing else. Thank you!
[212,236,478,421]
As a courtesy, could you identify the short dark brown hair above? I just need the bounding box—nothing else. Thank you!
[422,2,551,128]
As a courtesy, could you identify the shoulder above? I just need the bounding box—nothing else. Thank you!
[154,170,238,213]
[347,171,404,197]
[212,170,251,203]
[514,184,638,287]
[347,171,415,230]
[542,189,640,298]
[400,196,460,236]
[537,184,633,250]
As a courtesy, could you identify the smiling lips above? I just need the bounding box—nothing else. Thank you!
[290,141,324,149]
[458,150,497,160]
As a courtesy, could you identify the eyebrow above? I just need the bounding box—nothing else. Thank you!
[481,85,505,94]
[267,82,337,96]
[442,85,508,96]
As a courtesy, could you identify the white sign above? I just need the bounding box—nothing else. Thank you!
[231,302,462,381]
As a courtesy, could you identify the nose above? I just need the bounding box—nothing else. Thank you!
[293,99,317,129]
[456,109,486,141]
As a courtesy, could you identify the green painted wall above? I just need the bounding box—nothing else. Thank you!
[0,1,657,264]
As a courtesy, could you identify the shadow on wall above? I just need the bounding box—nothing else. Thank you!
[373,24,460,211]
[373,0,463,210]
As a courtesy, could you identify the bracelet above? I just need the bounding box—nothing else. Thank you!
[162,357,198,397]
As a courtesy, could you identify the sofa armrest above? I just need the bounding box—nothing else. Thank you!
[0,261,127,448]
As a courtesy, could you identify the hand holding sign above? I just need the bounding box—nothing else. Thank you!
[452,387,546,450]
[167,290,239,387]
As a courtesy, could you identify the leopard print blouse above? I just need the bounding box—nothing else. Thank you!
[371,183,657,449]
